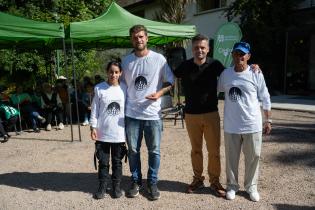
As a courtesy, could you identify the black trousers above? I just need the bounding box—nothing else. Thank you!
[95,141,123,184]
[0,116,18,136]
[0,119,6,136]
[44,107,63,124]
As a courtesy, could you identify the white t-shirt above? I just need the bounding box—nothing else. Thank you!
[89,81,126,143]
[218,66,271,134]
[121,50,174,120]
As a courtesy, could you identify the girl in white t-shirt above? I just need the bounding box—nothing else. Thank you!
[90,61,127,199]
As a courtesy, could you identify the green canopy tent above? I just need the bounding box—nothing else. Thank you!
[68,2,196,48]
[0,12,78,141]
[0,12,65,49]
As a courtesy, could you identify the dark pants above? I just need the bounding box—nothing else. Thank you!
[44,107,63,125]
[95,141,123,184]
[0,119,6,136]
[0,116,18,136]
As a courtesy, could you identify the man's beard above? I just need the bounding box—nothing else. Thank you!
[134,43,146,51]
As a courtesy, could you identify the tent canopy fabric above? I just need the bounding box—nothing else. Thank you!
[0,12,65,49]
[69,2,196,48]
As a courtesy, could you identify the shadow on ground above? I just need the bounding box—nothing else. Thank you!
[0,172,188,195]
[0,172,97,193]
[268,122,315,144]
[270,150,315,168]
[11,137,72,142]
[266,121,315,168]
[273,204,315,210]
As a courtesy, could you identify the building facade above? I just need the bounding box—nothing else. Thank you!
[117,0,315,96]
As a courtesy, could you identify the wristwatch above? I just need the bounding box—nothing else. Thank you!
[90,126,96,131]
[264,119,272,124]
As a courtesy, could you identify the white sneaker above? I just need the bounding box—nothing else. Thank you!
[249,191,260,202]
[58,123,64,130]
[38,115,46,124]
[226,190,236,200]
[81,121,89,126]
[46,124,52,131]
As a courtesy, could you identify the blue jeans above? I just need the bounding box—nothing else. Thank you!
[22,104,40,130]
[125,116,162,185]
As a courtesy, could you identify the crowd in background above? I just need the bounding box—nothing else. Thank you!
[0,74,104,143]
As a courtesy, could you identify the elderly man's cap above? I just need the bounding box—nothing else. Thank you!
[232,42,250,54]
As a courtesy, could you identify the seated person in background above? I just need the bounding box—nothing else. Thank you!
[41,83,64,131]
[0,87,10,103]
[10,85,45,132]
[0,120,9,143]
[94,74,104,85]
[28,86,43,111]
[81,81,94,126]
[0,103,20,143]
[55,77,70,124]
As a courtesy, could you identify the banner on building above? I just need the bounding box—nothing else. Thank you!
[213,22,242,67]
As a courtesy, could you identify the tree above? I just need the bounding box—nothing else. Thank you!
[155,0,193,48]
[224,0,304,92]
[0,0,112,88]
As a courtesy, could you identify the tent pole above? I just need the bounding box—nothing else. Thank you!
[70,39,82,142]
[63,38,74,142]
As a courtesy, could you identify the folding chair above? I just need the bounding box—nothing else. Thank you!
[161,95,184,128]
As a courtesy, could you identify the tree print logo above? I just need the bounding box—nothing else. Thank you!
[106,102,120,116]
[229,87,242,102]
[135,76,147,91]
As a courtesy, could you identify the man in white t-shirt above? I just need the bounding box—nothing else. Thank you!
[121,25,174,201]
[218,42,272,202]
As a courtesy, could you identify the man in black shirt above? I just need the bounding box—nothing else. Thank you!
[174,34,225,197]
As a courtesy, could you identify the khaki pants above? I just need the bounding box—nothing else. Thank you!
[224,132,262,193]
[185,112,221,183]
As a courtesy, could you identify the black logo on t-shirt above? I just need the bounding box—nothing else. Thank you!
[229,87,242,102]
[106,102,120,116]
[135,76,147,91]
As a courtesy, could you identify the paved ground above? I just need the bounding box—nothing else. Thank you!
[0,101,314,210]
[271,95,315,112]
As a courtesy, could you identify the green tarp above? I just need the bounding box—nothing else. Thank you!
[69,2,196,48]
[0,12,65,49]
[0,2,196,49]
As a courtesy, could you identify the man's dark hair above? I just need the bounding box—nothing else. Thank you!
[129,24,148,36]
[192,34,209,44]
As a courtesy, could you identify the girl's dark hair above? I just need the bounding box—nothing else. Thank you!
[106,60,122,72]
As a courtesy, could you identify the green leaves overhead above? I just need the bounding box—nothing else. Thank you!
[0,0,112,87]
[224,0,304,90]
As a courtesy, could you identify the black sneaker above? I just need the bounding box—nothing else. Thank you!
[147,183,160,200]
[34,128,40,133]
[127,182,142,198]
[93,182,107,199]
[1,135,9,143]
[112,182,124,198]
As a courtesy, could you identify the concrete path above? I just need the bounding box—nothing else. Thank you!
[271,95,315,112]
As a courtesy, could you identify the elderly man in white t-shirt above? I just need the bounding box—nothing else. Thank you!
[218,42,272,202]
[121,25,174,201]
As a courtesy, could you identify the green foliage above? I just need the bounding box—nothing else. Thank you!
[155,0,193,24]
[0,0,112,89]
[154,0,193,48]
[224,0,304,91]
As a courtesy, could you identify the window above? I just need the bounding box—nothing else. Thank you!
[196,0,227,12]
